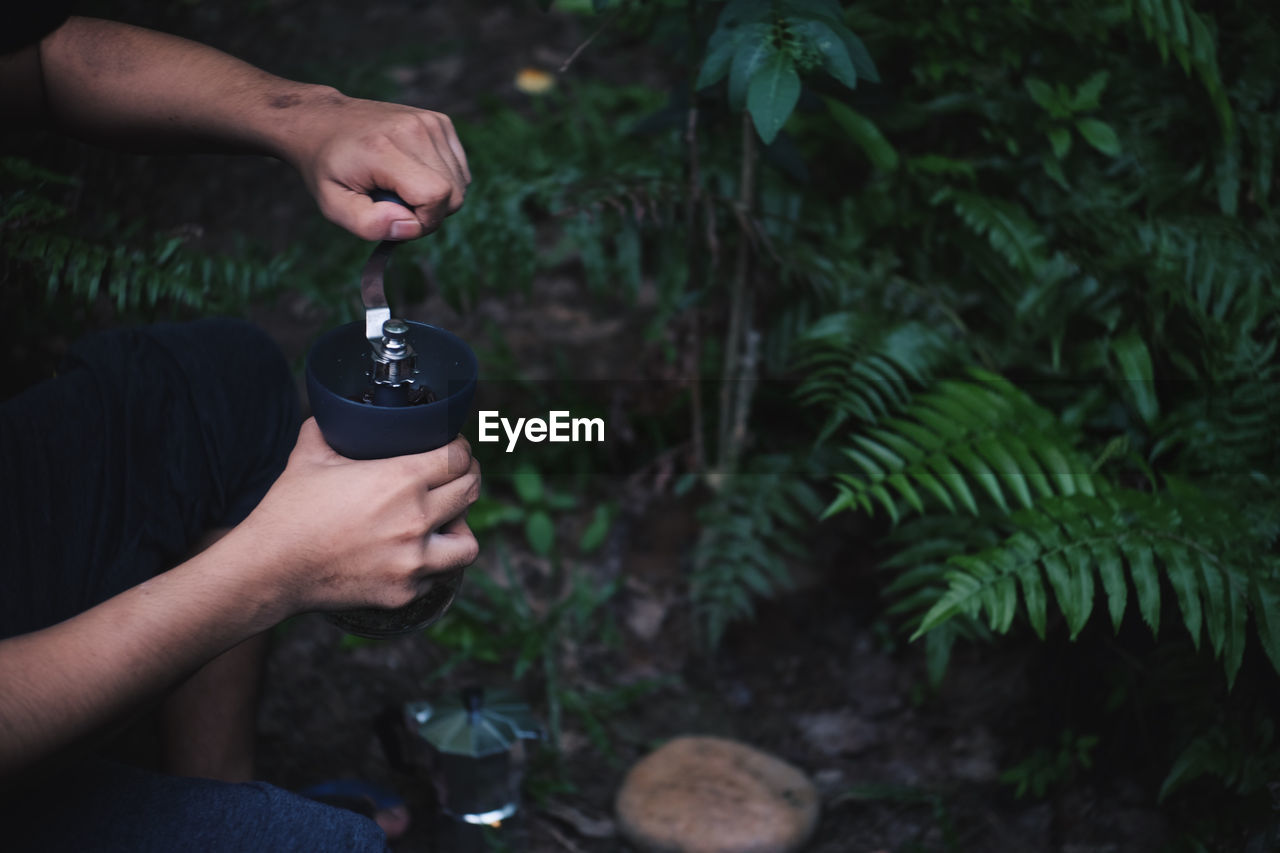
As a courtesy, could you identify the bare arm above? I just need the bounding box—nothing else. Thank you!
[0,420,480,779]
[22,17,471,240]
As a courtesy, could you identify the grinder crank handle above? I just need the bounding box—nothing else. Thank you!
[361,190,415,345]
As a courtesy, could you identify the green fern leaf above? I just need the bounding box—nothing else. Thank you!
[1249,574,1280,676]
[1159,540,1203,650]
[1127,542,1162,636]
[828,370,1097,523]
[1095,543,1129,633]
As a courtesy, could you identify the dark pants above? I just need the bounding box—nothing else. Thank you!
[0,319,388,852]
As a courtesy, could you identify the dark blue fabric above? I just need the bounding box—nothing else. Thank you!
[2,760,390,852]
[0,318,301,639]
[0,320,385,851]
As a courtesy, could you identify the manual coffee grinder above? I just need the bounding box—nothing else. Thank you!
[305,192,478,637]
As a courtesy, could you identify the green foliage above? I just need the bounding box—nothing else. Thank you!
[469,464,614,558]
[429,543,623,751]
[825,369,1102,523]
[913,490,1280,688]
[1160,714,1280,803]
[1000,729,1100,799]
[697,0,877,142]
[0,156,293,319]
[691,455,823,647]
[792,312,951,442]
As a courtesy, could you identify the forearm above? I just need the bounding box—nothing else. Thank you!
[38,16,333,162]
[0,530,290,780]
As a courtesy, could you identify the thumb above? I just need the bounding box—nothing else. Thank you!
[316,185,422,242]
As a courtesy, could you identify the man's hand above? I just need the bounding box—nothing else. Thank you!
[26,17,471,243]
[278,95,471,242]
[242,419,481,614]
[0,421,481,778]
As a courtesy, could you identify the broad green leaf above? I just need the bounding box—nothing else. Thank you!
[927,456,980,515]
[525,510,556,556]
[823,98,899,170]
[1127,543,1162,636]
[925,625,955,687]
[578,504,611,553]
[1197,553,1227,658]
[728,26,777,110]
[1075,118,1122,157]
[1004,439,1055,499]
[910,468,957,513]
[1158,736,1216,803]
[1017,561,1048,639]
[954,448,1009,512]
[787,17,858,89]
[1095,543,1128,633]
[1024,78,1064,116]
[747,51,801,144]
[986,574,1019,634]
[467,496,525,533]
[1112,329,1159,424]
[869,483,900,524]
[1223,567,1248,687]
[886,473,925,515]
[512,467,544,504]
[976,438,1034,509]
[853,434,905,471]
[1048,127,1072,160]
[1159,542,1202,649]
[834,26,879,83]
[697,27,743,89]
[1061,544,1097,640]
[1071,70,1110,111]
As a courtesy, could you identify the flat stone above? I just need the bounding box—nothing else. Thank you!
[615,735,820,853]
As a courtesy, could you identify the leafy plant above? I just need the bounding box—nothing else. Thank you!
[691,454,823,647]
[1000,729,1100,799]
[469,464,615,558]
[0,156,295,319]
[429,543,625,753]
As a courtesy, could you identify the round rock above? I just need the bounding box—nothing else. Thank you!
[615,735,820,853]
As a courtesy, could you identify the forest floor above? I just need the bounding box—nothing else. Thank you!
[14,0,1197,850]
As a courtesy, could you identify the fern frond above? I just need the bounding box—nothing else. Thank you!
[929,187,1056,281]
[793,314,952,441]
[692,457,823,648]
[826,368,1102,523]
[1119,0,1234,142]
[879,516,1001,684]
[913,490,1279,687]
[1160,716,1280,802]
[1,228,294,316]
[1134,218,1277,335]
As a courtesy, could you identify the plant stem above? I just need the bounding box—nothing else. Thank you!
[685,0,706,472]
[716,111,758,476]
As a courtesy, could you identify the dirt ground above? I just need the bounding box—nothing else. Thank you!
[9,1,1205,850]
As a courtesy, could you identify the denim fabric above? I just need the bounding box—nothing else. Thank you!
[2,760,390,852]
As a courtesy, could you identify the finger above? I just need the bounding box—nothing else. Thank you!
[422,111,470,187]
[292,417,341,460]
[418,457,481,525]
[314,182,418,242]
[373,149,465,230]
[422,519,479,573]
[381,436,474,491]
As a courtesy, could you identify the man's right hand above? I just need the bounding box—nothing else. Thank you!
[240,418,481,615]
